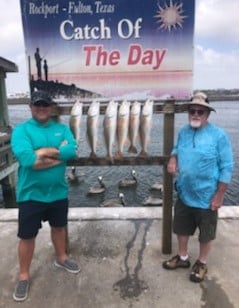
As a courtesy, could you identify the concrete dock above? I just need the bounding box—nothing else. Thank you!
[0,206,238,308]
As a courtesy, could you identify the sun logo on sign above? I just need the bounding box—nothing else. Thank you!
[154,0,187,31]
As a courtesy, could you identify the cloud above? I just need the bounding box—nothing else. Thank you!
[195,0,239,45]
[194,44,239,89]
[0,0,29,95]
[0,1,25,58]
[193,0,239,89]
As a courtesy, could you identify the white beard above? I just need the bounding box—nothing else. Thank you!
[190,119,201,128]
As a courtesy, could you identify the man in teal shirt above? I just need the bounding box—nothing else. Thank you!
[11,90,80,302]
[162,92,233,283]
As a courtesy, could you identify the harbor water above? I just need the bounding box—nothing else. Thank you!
[1,100,239,207]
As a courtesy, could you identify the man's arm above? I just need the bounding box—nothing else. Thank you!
[210,182,228,211]
[33,147,62,170]
[167,155,178,176]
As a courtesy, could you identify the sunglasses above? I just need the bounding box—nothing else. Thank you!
[32,101,51,107]
[189,109,206,116]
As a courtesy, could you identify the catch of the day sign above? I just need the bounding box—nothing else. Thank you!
[69,100,154,162]
[20,0,195,99]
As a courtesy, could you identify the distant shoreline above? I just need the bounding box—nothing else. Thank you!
[209,95,239,102]
[7,95,239,105]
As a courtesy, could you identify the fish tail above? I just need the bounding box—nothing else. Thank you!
[138,150,148,157]
[128,145,138,154]
[89,152,97,158]
[115,151,123,160]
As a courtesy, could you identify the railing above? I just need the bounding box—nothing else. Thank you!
[0,130,16,181]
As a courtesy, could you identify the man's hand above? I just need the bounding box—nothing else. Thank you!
[211,182,227,211]
[167,156,178,176]
[33,147,61,169]
[35,147,59,159]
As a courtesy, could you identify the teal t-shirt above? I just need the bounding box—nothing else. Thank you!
[11,118,77,203]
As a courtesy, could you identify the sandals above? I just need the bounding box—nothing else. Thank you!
[190,260,208,282]
[163,256,208,282]
[162,254,191,270]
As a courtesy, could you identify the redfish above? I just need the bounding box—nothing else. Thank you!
[103,100,118,162]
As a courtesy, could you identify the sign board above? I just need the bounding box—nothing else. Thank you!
[20,0,195,100]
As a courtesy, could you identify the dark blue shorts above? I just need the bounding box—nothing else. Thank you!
[17,199,68,239]
[173,198,218,243]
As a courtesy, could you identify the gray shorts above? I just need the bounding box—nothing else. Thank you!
[173,198,218,243]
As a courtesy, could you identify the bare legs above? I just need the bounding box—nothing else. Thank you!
[18,238,35,281]
[17,226,68,280]
[51,226,68,263]
[198,241,211,263]
[177,235,211,262]
[177,235,189,257]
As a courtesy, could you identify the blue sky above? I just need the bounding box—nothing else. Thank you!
[0,0,238,95]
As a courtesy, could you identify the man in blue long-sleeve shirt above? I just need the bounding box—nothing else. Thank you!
[162,92,233,283]
[11,91,80,301]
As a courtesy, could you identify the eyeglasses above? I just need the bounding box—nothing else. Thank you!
[188,109,205,116]
[32,101,51,107]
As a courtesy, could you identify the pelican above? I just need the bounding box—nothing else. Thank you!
[142,196,163,206]
[67,167,85,182]
[67,167,77,181]
[100,192,126,207]
[149,182,163,192]
[118,169,137,188]
[87,176,106,195]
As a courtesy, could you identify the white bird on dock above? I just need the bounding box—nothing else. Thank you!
[87,176,106,195]
[142,196,163,206]
[100,192,126,207]
[118,169,137,188]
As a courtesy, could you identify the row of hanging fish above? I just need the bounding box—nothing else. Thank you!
[69,99,154,161]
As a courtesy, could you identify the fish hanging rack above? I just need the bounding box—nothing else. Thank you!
[52,98,189,253]
[51,98,189,167]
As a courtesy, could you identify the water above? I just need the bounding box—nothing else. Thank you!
[1,100,239,207]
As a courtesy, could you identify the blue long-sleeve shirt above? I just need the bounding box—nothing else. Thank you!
[11,118,77,203]
[172,123,233,209]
